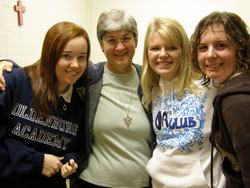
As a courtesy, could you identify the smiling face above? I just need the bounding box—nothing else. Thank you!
[148,31,182,81]
[56,36,88,94]
[197,24,237,83]
[101,29,137,73]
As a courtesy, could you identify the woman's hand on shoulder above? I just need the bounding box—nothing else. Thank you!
[0,61,13,91]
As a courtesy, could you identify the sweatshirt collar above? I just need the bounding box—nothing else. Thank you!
[215,72,243,87]
[59,85,73,103]
[159,76,178,88]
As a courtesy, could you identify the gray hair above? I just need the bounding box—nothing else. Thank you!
[97,9,138,42]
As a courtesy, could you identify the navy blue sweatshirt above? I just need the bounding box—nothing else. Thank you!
[0,67,86,188]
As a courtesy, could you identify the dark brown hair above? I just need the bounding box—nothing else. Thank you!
[190,11,250,86]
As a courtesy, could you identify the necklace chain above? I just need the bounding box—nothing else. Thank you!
[105,74,133,128]
[60,97,67,111]
[115,85,133,127]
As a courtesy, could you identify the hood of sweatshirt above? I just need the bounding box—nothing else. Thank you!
[213,72,250,107]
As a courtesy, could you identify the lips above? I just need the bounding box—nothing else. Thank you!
[66,71,78,76]
[206,63,222,68]
[157,61,172,65]
[114,52,128,57]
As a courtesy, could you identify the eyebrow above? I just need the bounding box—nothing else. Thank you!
[62,51,87,54]
[199,39,229,44]
[105,33,132,38]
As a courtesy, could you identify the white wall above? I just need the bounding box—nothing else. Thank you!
[0,0,250,67]
[0,0,90,67]
[89,0,250,65]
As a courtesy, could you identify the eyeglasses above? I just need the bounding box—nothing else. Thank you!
[103,36,133,46]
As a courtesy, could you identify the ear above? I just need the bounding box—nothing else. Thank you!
[100,42,104,52]
[135,38,138,48]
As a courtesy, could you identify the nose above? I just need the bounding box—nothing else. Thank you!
[115,41,126,50]
[70,58,79,68]
[207,46,217,59]
[159,48,168,58]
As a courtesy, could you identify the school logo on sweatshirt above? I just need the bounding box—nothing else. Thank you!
[10,103,79,150]
[153,90,206,153]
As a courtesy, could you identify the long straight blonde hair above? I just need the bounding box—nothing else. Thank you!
[141,17,198,110]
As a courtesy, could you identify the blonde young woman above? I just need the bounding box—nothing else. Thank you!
[141,17,225,188]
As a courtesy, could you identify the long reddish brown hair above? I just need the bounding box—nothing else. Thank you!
[24,21,91,117]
